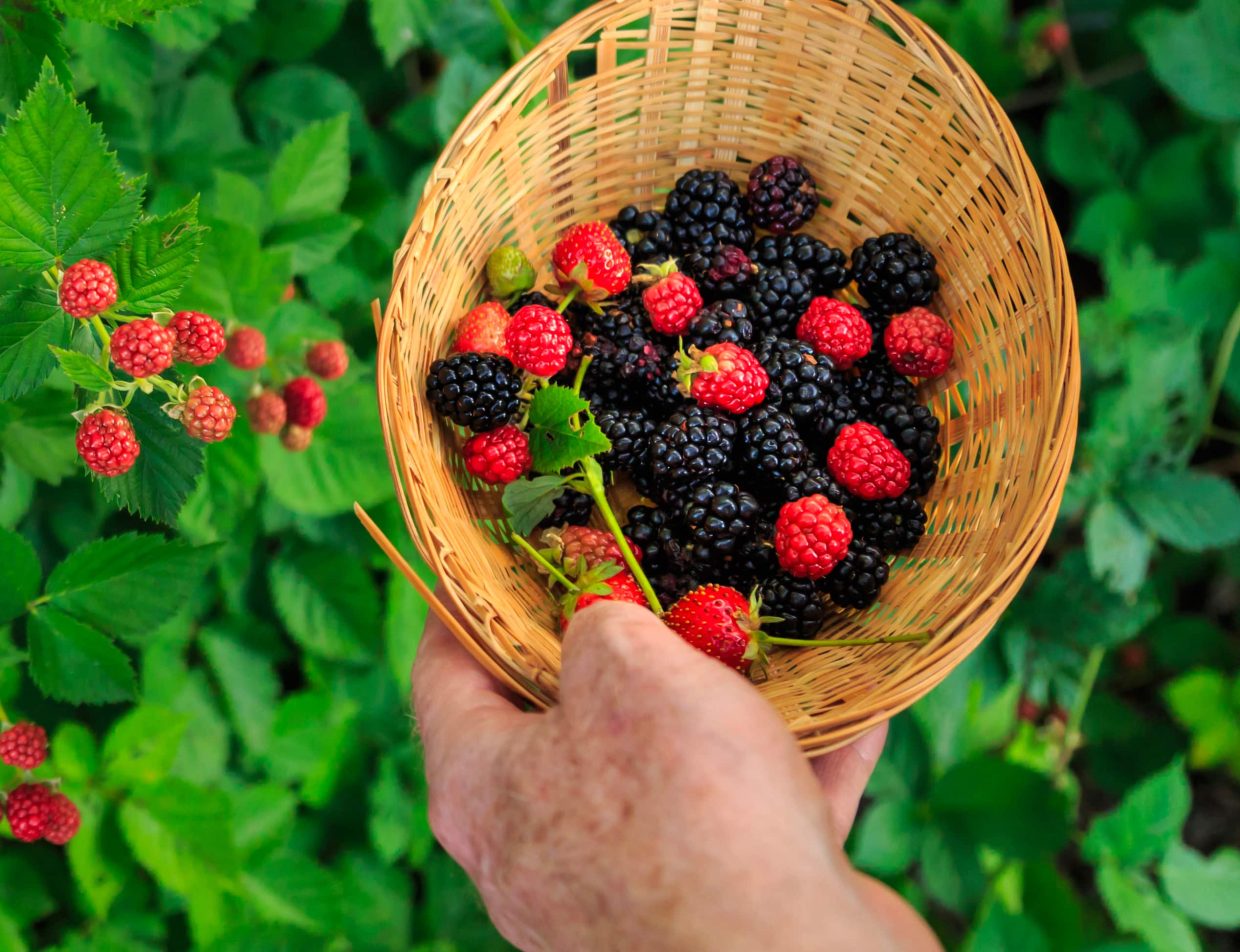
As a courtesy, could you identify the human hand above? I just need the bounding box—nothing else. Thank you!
[414,599,940,952]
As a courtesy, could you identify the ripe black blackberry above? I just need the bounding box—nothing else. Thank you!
[746,156,818,234]
[685,299,755,351]
[664,169,754,254]
[575,296,681,411]
[649,405,738,486]
[851,233,940,312]
[681,244,758,300]
[746,261,815,336]
[595,406,656,474]
[759,575,829,639]
[813,378,862,447]
[680,480,763,567]
[631,464,701,513]
[820,539,890,609]
[860,306,890,351]
[609,205,674,265]
[622,504,689,574]
[725,519,779,588]
[738,405,808,487]
[845,494,927,554]
[512,290,558,311]
[874,402,941,494]
[781,466,848,505]
[425,352,521,432]
[752,338,837,424]
[537,489,594,529]
[849,359,917,416]
[750,234,850,294]
[651,567,704,605]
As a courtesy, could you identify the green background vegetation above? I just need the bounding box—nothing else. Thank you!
[1,0,1238,948]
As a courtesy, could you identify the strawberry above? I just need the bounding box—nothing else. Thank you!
[676,342,768,414]
[640,261,703,334]
[505,304,574,377]
[453,301,512,358]
[663,584,766,673]
[561,568,648,628]
[552,221,632,300]
[796,297,872,369]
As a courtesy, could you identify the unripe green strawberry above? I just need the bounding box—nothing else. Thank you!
[486,246,536,300]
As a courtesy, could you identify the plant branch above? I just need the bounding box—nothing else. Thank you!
[581,458,663,614]
[512,534,578,591]
[1001,55,1146,113]
[571,354,593,396]
[1054,645,1105,778]
[1204,301,1240,432]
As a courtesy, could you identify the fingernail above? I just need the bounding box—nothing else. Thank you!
[852,724,887,763]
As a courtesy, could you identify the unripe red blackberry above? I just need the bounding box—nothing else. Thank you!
[224,326,267,369]
[182,386,236,443]
[246,390,287,435]
[76,409,140,477]
[44,794,81,845]
[0,722,47,769]
[4,783,53,842]
[283,376,327,429]
[111,318,175,378]
[306,340,348,380]
[169,311,227,366]
[280,424,314,452]
[59,260,117,318]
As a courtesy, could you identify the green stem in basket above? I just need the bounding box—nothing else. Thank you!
[512,533,578,592]
[571,354,593,396]
[581,457,664,615]
[765,632,931,648]
[556,286,580,314]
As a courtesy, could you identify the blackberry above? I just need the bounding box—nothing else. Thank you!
[425,352,521,432]
[874,402,941,495]
[595,406,656,474]
[738,405,808,486]
[759,575,829,638]
[746,261,815,336]
[751,234,850,294]
[664,169,754,254]
[813,380,862,447]
[685,299,755,351]
[746,156,818,234]
[575,296,681,411]
[782,468,848,509]
[850,360,917,416]
[681,245,758,300]
[631,464,701,513]
[845,494,927,554]
[649,405,738,486]
[512,290,558,311]
[820,539,890,609]
[861,306,891,351]
[623,504,689,575]
[680,480,762,567]
[609,205,674,265]
[725,519,779,589]
[851,233,940,312]
[537,489,594,529]
[752,338,837,424]
[651,567,704,605]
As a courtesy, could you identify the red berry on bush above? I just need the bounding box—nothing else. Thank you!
[775,494,853,579]
[884,307,953,378]
[283,377,327,429]
[110,318,175,378]
[827,421,911,500]
[796,297,872,369]
[1118,642,1149,672]
[462,424,531,484]
[1016,695,1041,723]
[0,722,48,770]
[4,783,53,842]
[224,326,267,370]
[182,385,236,443]
[246,390,287,435]
[280,424,314,452]
[559,525,642,569]
[1040,21,1070,55]
[59,260,117,318]
[43,794,81,846]
[76,409,140,477]
[169,311,227,366]
[306,340,348,380]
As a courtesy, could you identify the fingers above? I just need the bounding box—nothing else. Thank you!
[810,722,889,845]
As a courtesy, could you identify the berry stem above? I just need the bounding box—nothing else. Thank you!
[580,458,664,614]
[1203,301,1240,437]
[90,315,111,358]
[41,270,58,291]
[765,631,930,648]
[556,286,580,314]
[511,534,579,592]
[0,699,9,727]
[571,354,593,396]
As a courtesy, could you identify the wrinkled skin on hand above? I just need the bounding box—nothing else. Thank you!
[414,600,941,952]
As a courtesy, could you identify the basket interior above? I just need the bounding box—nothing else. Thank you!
[384,0,1075,752]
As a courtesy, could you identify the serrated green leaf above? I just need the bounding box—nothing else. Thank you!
[245,65,365,150]
[102,705,189,788]
[1160,841,1240,928]
[57,0,197,25]
[266,212,360,273]
[1085,497,1151,594]
[1123,470,1240,551]
[268,546,380,661]
[527,385,611,474]
[0,526,39,623]
[209,169,265,229]
[0,283,71,401]
[200,623,279,757]
[180,220,291,325]
[1084,758,1190,866]
[27,606,137,703]
[267,114,349,222]
[1097,863,1201,952]
[49,345,113,391]
[64,19,153,123]
[432,56,501,143]
[1135,0,1240,122]
[266,689,358,806]
[66,801,133,920]
[848,799,921,876]
[502,474,571,535]
[241,851,342,934]
[0,64,143,270]
[369,755,414,865]
[367,0,430,67]
[1044,89,1140,193]
[0,0,70,113]
[0,385,78,485]
[112,198,204,313]
[964,906,1050,952]
[178,424,261,544]
[143,0,255,52]
[229,783,298,858]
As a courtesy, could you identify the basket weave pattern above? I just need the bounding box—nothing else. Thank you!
[376,0,1078,754]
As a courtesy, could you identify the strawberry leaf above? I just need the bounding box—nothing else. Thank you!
[526,385,610,475]
[501,474,569,536]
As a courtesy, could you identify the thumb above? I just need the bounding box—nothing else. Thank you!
[810,721,888,845]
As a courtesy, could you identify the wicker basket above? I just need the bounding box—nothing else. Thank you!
[365,0,1079,755]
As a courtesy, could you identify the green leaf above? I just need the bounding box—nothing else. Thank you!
[0,64,143,271]
[0,284,71,401]
[49,345,113,391]
[112,198,204,313]
[432,56,502,143]
[266,689,358,805]
[267,114,349,222]
[95,388,205,525]
[229,783,298,858]
[1097,863,1202,952]
[368,0,430,67]
[0,384,78,483]
[1084,758,1191,867]
[266,213,360,273]
[526,385,611,474]
[965,907,1049,952]
[502,474,571,535]
[269,546,380,661]
[180,220,291,324]
[47,532,216,639]
[241,851,342,934]
[102,705,189,788]
[1069,190,1143,259]
[178,424,261,544]
[918,826,986,913]
[0,526,38,624]
[245,65,365,150]
[200,624,279,757]
[1164,669,1240,771]
[1123,470,1240,552]
[64,19,153,122]
[66,802,133,920]
[27,606,137,703]
[56,0,198,25]
[209,170,266,229]
[143,0,255,52]
[1043,89,1140,193]
[369,755,414,865]
[0,0,69,113]
[1134,0,1240,122]
[1024,550,1160,648]
[1160,841,1240,928]
[1085,497,1151,594]
[848,799,921,876]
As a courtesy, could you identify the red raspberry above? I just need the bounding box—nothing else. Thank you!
[44,794,81,845]
[1040,21,1070,54]
[246,390,287,435]
[796,298,872,370]
[504,304,573,377]
[775,495,853,580]
[827,421,911,500]
[110,318,175,378]
[4,783,53,842]
[306,340,348,380]
[552,220,632,300]
[224,326,267,370]
[883,307,953,378]
[181,386,236,443]
[557,525,641,570]
[280,424,314,452]
[76,409,140,477]
[452,301,511,358]
[680,342,768,414]
[563,570,648,629]
[0,722,48,769]
[642,268,703,335]
[169,311,227,366]
[59,260,117,318]
[462,424,531,484]
[283,377,327,429]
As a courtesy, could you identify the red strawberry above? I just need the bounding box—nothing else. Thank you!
[552,221,632,300]
[827,421,910,500]
[663,584,764,673]
[677,342,768,414]
[641,262,703,335]
[562,569,648,628]
[453,301,512,358]
[796,297,871,369]
[462,424,531,484]
[883,307,953,378]
[775,494,852,579]
[505,304,573,377]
